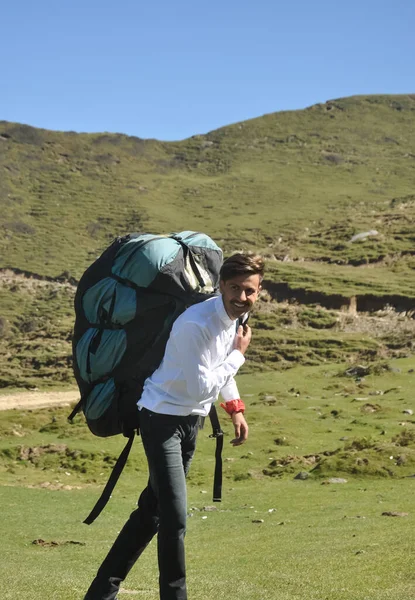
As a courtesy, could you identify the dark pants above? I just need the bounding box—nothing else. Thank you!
[84,408,199,600]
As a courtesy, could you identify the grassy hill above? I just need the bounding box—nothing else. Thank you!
[1,94,415,282]
[1,94,415,388]
[1,98,415,600]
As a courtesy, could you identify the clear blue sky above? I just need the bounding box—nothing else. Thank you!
[2,0,414,141]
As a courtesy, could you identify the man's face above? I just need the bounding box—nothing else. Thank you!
[219,273,262,320]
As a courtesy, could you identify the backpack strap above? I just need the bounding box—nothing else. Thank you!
[67,397,83,423]
[83,432,135,525]
[83,409,223,526]
[209,404,224,502]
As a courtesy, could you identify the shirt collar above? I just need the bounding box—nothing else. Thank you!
[215,295,236,328]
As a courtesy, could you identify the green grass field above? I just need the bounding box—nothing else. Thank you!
[1,478,413,600]
[1,359,414,599]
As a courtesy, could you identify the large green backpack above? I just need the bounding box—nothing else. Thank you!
[70,231,224,523]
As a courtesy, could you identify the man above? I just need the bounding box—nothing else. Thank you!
[84,252,264,600]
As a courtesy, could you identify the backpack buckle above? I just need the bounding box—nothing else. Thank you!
[209,429,224,439]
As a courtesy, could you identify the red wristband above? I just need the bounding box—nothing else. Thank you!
[220,399,245,416]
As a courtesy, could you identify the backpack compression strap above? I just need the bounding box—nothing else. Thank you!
[209,404,224,502]
[83,433,135,525]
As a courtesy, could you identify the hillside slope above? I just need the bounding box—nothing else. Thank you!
[1,94,415,294]
[1,94,415,388]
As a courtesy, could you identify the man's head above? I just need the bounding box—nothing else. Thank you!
[219,253,264,320]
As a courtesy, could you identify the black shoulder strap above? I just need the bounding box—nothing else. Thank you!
[83,433,135,525]
[68,397,83,422]
[209,404,224,502]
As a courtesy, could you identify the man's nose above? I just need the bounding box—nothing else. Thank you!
[238,290,247,302]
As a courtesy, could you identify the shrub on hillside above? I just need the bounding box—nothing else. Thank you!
[16,317,39,333]
[5,220,36,235]
[298,308,337,329]
[0,316,11,339]
[7,124,44,145]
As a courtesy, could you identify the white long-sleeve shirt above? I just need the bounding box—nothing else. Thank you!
[137,295,245,417]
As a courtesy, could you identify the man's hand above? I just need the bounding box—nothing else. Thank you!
[234,325,252,355]
[230,411,249,446]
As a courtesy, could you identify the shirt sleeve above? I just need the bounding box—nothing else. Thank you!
[220,377,241,401]
[171,320,245,404]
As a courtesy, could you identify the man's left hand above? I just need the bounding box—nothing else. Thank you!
[230,412,249,446]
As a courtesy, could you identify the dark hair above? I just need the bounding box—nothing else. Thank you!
[220,253,265,282]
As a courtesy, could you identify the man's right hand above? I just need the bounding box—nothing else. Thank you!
[234,325,252,355]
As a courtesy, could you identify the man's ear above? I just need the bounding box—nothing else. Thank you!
[219,279,225,294]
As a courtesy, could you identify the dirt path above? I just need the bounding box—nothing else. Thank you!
[0,390,79,411]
